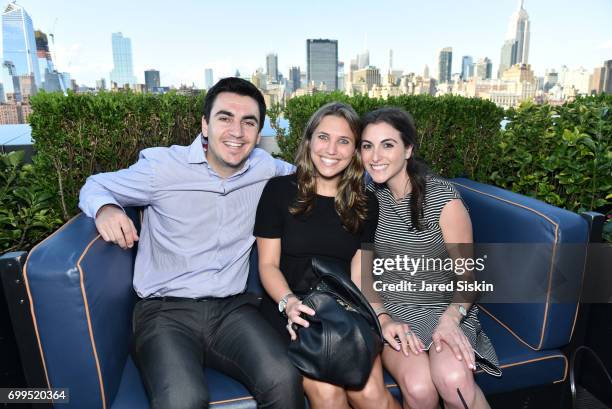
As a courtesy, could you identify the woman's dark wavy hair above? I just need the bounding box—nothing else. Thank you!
[362,107,429,231]
[290,102,368,234]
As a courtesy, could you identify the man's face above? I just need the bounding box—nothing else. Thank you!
[202,92,261,177]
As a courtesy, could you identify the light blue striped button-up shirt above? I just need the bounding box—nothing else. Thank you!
[79,134,294,298]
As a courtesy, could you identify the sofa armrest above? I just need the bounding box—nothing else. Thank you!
[24,210,139,409]
[451,178,590,351]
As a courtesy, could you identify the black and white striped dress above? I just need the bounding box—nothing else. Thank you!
[368,176,501,377]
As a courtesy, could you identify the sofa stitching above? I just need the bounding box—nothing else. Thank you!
[475,354,568,383]
[22,213,81,393]
[77,235,108,409]
[210,396,254,405]
[569,246,591,341]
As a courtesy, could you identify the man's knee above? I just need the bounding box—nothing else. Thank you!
[254,362,304,408]
[259,359,303,394]
[280,362,303,391]
[150,385,208,409]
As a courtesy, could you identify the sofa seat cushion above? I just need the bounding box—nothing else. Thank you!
[111,311,570,408]
[112,356,403,408]
[111,356,259,408]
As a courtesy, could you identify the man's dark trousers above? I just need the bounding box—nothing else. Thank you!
[132,293,304,409]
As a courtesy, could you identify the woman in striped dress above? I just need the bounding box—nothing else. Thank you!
[360,107,500,409]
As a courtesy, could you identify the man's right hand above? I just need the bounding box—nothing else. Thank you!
[95,204,139,249]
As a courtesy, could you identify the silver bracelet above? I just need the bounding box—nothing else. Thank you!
[373,305,389,317]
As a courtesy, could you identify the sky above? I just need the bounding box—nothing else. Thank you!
[9,0,612,88]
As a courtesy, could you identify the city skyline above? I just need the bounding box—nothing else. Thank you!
[2,0,611,88]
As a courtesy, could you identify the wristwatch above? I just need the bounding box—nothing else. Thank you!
[278,293,296,316]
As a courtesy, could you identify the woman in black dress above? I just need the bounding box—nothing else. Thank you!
[254,103,399,409]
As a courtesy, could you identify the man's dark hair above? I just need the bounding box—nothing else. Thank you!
[203,77,266,131]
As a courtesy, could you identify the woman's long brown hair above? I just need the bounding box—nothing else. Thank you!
[289,102,368,234]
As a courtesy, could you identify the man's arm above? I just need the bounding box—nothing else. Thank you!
[79,151,155,249]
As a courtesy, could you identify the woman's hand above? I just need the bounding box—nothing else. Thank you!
[285,297,316,341]
[379,314,424,356]
[432,312,475,370]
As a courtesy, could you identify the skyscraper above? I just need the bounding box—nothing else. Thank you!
[603,60,612,94]
[337,61,345,92]
[475,58,493,80]
[544,69,558,92]
[498,39,518,78]
[144,69,160,91]
[306,39,338,91]
[205,69,214,89]
[61,72,71,90]
[2,3,41,87]
[266,53,278,82]
[461,56,473,80]
[357,50,369,69]
[289,66,301,92]
[35,31,51,80]
[18,74,36,99]
[437,47,452,84]
[352,66,381,91]
[34,30,64,93]
[96,79,106,91]
[110,32,136,87]
[505,0,530,64]
[2,61,22,101]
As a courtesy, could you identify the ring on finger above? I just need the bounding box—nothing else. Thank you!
[405,331,412,336]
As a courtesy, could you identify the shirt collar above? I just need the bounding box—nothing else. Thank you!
[187,133,207,164]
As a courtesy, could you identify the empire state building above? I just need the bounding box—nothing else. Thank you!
[506,0,531,64]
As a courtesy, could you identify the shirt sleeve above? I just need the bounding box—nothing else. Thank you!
[78,150,155,218]
[427,178,464,224]
[253,178,284,238]
[274,158,296,176]
[361,191,379,243]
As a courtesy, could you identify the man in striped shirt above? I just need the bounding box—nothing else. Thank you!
[79,78,302,409]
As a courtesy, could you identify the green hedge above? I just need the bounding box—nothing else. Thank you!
[270,92,505,180]
[29,90,204,220]
[486,95,611,214]
[0,150,62,252]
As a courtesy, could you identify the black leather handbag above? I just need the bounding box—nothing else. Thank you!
[287,257,383,389]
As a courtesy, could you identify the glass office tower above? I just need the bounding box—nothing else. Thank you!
[110,32,136,87]
[306,39,338,91]
[2,3,41,87]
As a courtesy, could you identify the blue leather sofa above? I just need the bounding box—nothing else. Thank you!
[14,178,592,408]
